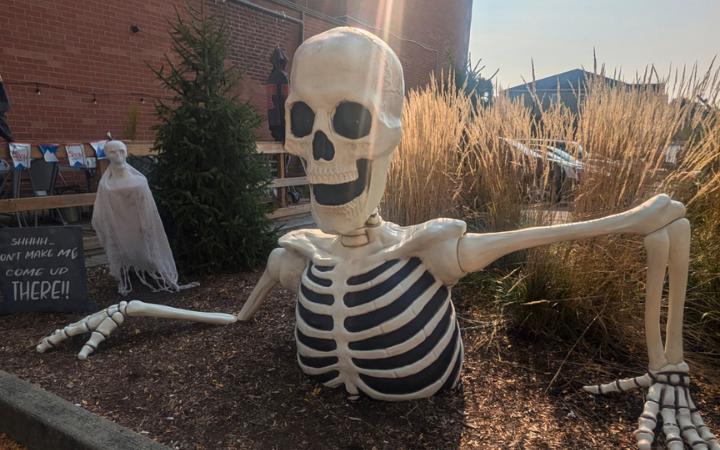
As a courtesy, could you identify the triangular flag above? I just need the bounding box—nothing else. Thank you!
[8,142,31,169]
[39,144,60,163]
[65,144,86,167]
[90,140,107,160]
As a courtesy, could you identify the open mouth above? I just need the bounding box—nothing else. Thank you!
[311,159,371,206]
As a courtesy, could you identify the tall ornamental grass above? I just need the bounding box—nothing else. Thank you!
[382,64,720,362]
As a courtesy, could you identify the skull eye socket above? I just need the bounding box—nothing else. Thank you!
[290,102,315,138]
[333,102,372,140]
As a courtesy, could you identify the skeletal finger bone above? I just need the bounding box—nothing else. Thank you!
[687,389,720,450]
[37,300,236,359]
[634,383,662,449]
[582,373,654,394]
[79,312,125,360]
[675,387,709,450]
[37,302,129,353]
[589,363,718,450]
[660,386,685,450]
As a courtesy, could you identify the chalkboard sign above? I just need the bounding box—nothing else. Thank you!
[0,226,97,313]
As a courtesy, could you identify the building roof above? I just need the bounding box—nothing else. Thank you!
[506,69,665,94]
[506,69,620,93]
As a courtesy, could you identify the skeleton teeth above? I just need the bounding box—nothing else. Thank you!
[306,169,358,185]
[312,192,365,216]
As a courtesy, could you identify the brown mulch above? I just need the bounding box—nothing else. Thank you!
[0,267,718,450]
[0,434,26,450]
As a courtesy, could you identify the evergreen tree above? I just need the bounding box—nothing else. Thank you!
[149,2,277,274]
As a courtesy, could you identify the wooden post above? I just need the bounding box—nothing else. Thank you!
[278,153,287,208]
[90,159,107,192]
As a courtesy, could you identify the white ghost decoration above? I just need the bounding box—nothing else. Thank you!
[92,141,197,295]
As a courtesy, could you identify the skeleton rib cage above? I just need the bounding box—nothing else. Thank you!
[295,256,464,401]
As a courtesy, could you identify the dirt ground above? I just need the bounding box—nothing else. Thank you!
[0,434,26,450]
[0,266,718,450]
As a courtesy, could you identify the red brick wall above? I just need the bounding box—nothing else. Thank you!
[0,0,185,142]
[57,165,90,191]
[345,0,473,91]
[215,0,337,140]
[1,0,472,143]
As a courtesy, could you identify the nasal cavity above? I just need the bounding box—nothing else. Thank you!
[312,131,335,161]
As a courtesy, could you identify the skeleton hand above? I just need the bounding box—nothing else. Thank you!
[584,362,720,450]
[37,300,236,360]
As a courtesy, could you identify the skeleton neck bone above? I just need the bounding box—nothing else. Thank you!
[340,211,382,248]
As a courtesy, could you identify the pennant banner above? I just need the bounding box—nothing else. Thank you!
[90,140,107,160]
[4,140,130,166]
[65,144,86,167]
[9,142,31,169]
[39,144,60,163]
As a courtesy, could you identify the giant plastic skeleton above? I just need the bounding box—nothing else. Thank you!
[37,28,717,450]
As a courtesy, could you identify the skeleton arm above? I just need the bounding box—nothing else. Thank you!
[237,248,284,320]
[455,195,686,375]
[36,247,304,359]
[238,247,306,320]
[37,300,236,360]
[456,194,685,273]
[454,194,718,450]
[583,219,717,450]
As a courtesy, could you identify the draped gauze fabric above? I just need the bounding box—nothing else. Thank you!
[92,166,197,295]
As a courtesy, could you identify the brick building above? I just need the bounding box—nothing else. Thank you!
[1,0,472,145]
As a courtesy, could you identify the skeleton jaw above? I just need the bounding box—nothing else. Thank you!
[311,159,371,207]
[309,158,380,235]
[311,190,370,236]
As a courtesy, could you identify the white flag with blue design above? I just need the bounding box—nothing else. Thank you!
[90,140,107,160]
[39,144,60,163]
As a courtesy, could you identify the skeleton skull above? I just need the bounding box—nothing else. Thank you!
[285,27,404,235]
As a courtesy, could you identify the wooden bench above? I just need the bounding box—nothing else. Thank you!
[0,193,97,214]
[0,141,310,218]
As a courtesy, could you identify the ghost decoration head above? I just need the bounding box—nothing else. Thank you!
[285,27,404,235]
[105,141,128,173]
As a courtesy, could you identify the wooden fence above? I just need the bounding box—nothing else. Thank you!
[0,141,310,219]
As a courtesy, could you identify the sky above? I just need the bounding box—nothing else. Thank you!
[468,0,720,90]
